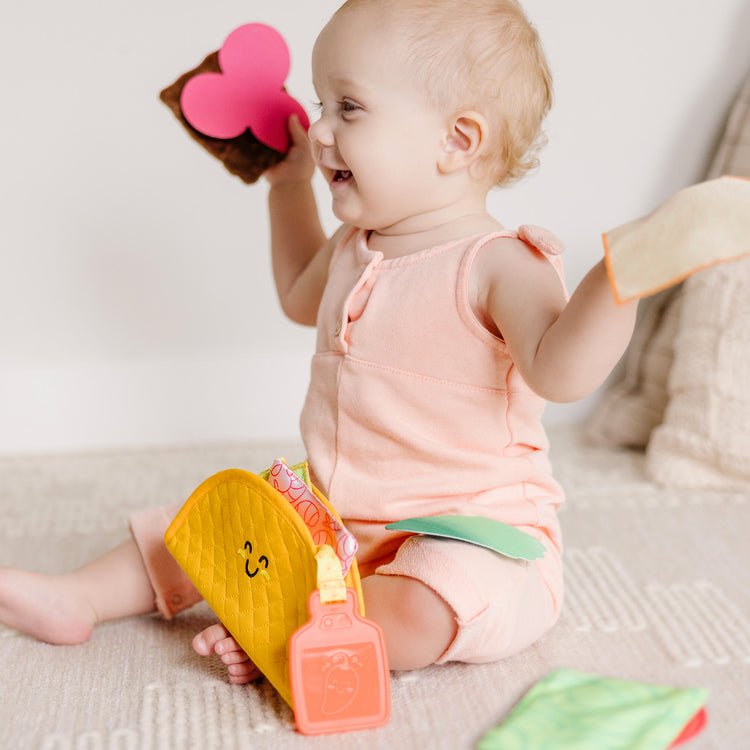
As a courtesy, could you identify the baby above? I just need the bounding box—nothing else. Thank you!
[0,0,637,683]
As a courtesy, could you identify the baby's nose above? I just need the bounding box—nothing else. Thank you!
[308,117,334,149]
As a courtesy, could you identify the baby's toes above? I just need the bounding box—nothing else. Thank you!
[227,660,262,685]
[192,622,231,655]
[220,647,250,665]
[215,633,242,656]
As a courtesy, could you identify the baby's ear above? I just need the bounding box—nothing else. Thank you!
[438,111,488,174]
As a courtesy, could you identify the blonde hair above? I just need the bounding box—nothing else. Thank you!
[335,0,553,186]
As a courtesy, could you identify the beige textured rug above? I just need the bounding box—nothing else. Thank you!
[1,426,748,749]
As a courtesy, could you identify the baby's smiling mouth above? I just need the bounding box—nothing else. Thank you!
[333,169,353,183]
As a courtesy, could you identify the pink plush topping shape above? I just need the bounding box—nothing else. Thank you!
[180,23,309,153]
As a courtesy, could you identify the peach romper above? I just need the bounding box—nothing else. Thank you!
[130,225,566,664]
[298,226,566,663]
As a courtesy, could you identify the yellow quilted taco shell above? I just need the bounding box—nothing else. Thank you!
[164,468,361,707]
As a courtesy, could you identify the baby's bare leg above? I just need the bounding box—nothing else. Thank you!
[0,538,156,644]
[193,623,262,684]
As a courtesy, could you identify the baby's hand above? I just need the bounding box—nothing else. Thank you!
[264,114,316,186]
[193,623,262,685]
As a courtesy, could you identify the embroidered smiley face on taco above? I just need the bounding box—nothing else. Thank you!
[240,540,270,581]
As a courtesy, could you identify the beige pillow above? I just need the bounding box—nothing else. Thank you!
[646,258,750,489]
[588,73,750,456]
[586,288,681,448]
[645,74,750,489]
[709,74,750,180]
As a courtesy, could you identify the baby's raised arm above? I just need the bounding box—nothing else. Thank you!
[476,239,638,403]
[266,115,342,326]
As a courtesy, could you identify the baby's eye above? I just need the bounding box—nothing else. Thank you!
[339,99,360,114]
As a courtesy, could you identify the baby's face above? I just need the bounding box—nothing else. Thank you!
[309,7,452,234]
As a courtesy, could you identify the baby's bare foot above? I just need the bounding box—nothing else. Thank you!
[0,568,97,645]
[193,623,262,685]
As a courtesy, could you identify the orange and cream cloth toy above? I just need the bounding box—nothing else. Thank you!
[603,176,750,304]
[164,460,390,735]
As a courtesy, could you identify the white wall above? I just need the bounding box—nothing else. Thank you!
[1,0,748,454]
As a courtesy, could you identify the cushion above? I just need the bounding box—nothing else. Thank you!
[644,74,750,489]
[588,72,750,454]
[646,257,750,489]
[586,287,681,449]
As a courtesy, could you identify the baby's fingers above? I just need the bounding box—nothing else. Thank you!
[288,113,310,143]
[265,114,316,184]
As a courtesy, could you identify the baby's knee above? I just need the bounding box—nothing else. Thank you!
[370,534,561,665]
[361,574,457,670]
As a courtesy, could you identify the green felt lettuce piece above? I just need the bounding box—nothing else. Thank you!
[385,515,546,561]
[478,669,708,750]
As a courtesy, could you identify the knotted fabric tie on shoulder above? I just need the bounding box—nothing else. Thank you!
[517,225,565,257]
